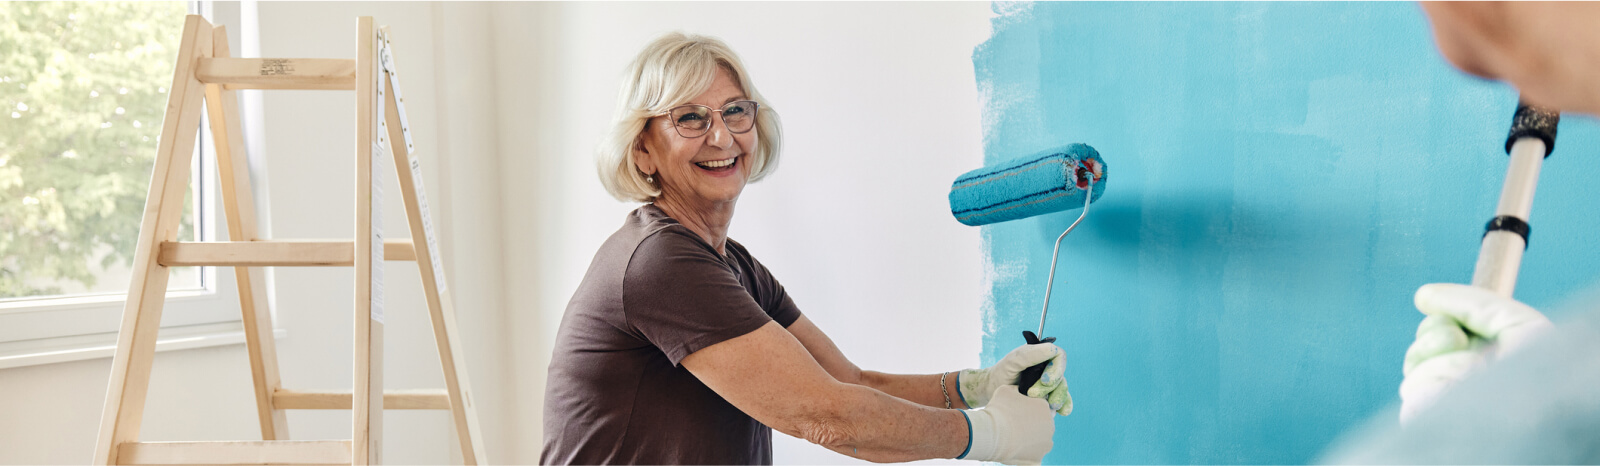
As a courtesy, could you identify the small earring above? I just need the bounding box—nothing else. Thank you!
[647,174,655,184]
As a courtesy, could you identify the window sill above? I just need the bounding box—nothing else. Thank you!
[0,288,244,351]
[0,323,287,370]
[0,289,211,315]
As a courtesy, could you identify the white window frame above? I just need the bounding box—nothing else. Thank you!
[0,1,279,370]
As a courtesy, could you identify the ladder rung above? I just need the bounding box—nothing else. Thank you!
[196,58,356,90]
[158,240,415,266]
[273,388,450,410]
[385,240,416,261]
[117,440,352,465]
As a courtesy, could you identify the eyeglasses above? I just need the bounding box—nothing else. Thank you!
[657,100,759,138]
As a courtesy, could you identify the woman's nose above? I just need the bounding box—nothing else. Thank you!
[706,116,734,149]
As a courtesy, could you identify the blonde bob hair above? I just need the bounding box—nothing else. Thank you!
[597,32,782,203]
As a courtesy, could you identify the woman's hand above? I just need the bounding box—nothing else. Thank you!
[961,385,1057,465]
[959,343,1072,415]
[1400,283,1553,424]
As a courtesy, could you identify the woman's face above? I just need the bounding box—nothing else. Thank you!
[635,66,758,209]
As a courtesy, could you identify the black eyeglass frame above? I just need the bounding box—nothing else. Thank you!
[655,100,760,139]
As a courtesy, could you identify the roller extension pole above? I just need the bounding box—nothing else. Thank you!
[1471,102,1559,298]
[1016,177,1095,395]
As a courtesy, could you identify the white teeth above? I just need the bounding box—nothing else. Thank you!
[696,158,735,168]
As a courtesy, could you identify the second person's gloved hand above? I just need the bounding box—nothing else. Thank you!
[1399,283,1553,424]
[958,342,1072,415]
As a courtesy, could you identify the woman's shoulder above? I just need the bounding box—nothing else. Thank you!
[574,206,697,284]
[629,225,723,273]
[604,204,691,249]
[625,204,718,255]
[723,237,753,257]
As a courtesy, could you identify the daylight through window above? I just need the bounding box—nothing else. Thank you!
[0,2,201,301]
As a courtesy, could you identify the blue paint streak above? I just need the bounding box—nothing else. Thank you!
[972,2,1600,464]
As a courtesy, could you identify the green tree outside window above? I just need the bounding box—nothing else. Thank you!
[0,2,198,299]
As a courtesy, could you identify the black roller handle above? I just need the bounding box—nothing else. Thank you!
[1506,102,1560,156]
[1017,330,1057,395]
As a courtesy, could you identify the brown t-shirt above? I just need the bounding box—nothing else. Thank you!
[541,205,803,465]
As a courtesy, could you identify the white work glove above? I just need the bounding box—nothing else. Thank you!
[959,343,1073,415]
[959,385,1057,465]
[1398,283,1553,424]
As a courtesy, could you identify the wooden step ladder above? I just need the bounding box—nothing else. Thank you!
[92,15,484,465]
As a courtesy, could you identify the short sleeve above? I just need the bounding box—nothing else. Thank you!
[729,241,802,328]
[623,229,776,366]
[768,290,802,328]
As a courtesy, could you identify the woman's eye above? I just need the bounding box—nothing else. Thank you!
[676,113,705,123]
[723,106,746,116]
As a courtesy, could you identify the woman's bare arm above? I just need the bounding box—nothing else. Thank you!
[681,321,969,462]
[784,316,970,409]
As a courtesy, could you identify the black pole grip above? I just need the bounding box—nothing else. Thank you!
[1484,215,1531,249]
[1506,102,1560,156]
[1017,331,1056,395]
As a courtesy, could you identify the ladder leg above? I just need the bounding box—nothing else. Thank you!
[93,15,215,465]
[204,25,290,441]
[352,16,384,466]
[378,39,486,462]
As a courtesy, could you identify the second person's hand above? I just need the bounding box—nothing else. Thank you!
[1399,283,1553,423]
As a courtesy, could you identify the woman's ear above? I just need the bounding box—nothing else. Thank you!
[632,133,656,176]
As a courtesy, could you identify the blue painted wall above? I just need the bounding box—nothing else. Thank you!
[971,2,1600,463]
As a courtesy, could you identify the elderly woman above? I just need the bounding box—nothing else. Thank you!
[541,33,1072,465]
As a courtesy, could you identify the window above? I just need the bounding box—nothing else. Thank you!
[1,1,204,301]
[0,2,264,368]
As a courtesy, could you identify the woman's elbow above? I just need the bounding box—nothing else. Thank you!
[791,416,900,463]
[777,399,862,450]
[794,415,857,449]
[778,397,919,464]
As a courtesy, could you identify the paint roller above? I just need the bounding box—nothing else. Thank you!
[948,143,1107,394]
[1471,101,1559,318]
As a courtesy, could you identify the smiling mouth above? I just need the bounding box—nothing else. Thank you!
[695,156,738,171]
